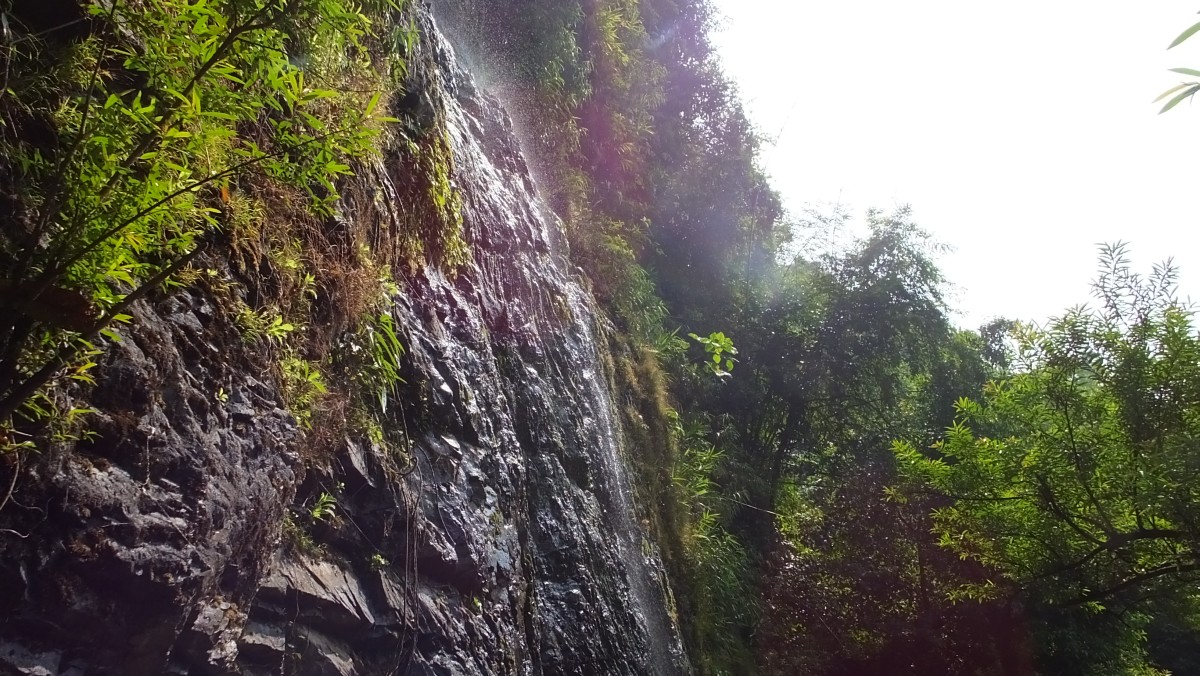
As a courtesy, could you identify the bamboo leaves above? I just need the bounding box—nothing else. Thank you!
[1157,12,1200,114]
[0,0,405,433]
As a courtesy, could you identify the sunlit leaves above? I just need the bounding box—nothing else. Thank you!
[1168,18,1200,49]
[0,0,403,427]
[688,330,737,377]
[895,247,1200,668]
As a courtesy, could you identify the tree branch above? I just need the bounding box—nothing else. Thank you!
[0,242,208,422]
[1057,560,1200,608]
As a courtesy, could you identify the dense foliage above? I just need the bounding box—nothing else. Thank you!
[896,245,1200,674]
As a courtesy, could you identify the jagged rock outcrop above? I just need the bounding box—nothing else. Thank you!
[0,6,687,676]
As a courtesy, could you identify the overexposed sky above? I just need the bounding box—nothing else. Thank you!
[711,1,1200,327]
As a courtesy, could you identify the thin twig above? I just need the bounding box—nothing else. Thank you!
[0,453,19,513]
[21,0,122,278]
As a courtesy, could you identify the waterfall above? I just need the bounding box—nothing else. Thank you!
[397,15,691,674]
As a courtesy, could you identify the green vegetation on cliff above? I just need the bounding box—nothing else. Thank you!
[0,0,401,439]
[0,0,471,561]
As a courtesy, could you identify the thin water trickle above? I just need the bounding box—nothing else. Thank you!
[424,8,691,675]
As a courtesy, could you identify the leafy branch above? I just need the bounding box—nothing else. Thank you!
[0,0,402,438]
[1156,12,1200,113]
[689,331,738,378]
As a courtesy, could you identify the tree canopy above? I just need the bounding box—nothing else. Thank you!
[896,245,1200,673]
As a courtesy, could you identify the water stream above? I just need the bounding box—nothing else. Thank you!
[425,10,691,675]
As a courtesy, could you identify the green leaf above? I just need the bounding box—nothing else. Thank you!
[1155,82,1198,103]
[166,87,190,106]
[1168,21,1200,49]
[1169,67,1200,77]
[1159,84,1200,113]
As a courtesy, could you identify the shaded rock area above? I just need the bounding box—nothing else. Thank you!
[0,6,687,676]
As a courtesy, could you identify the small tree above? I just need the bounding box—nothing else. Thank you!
[896,244,1200,672]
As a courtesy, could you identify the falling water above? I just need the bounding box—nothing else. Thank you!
[420,8,691,675]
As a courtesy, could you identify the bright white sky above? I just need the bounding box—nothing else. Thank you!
[711,0,1200,328]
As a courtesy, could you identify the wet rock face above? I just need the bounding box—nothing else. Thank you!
[0,7,687,676]
[0,286,300,675]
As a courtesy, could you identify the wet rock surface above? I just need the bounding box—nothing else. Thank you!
[0,6,687,676]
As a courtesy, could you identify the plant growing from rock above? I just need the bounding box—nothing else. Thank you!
[309,491,338,522]
[0,0,403,445]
